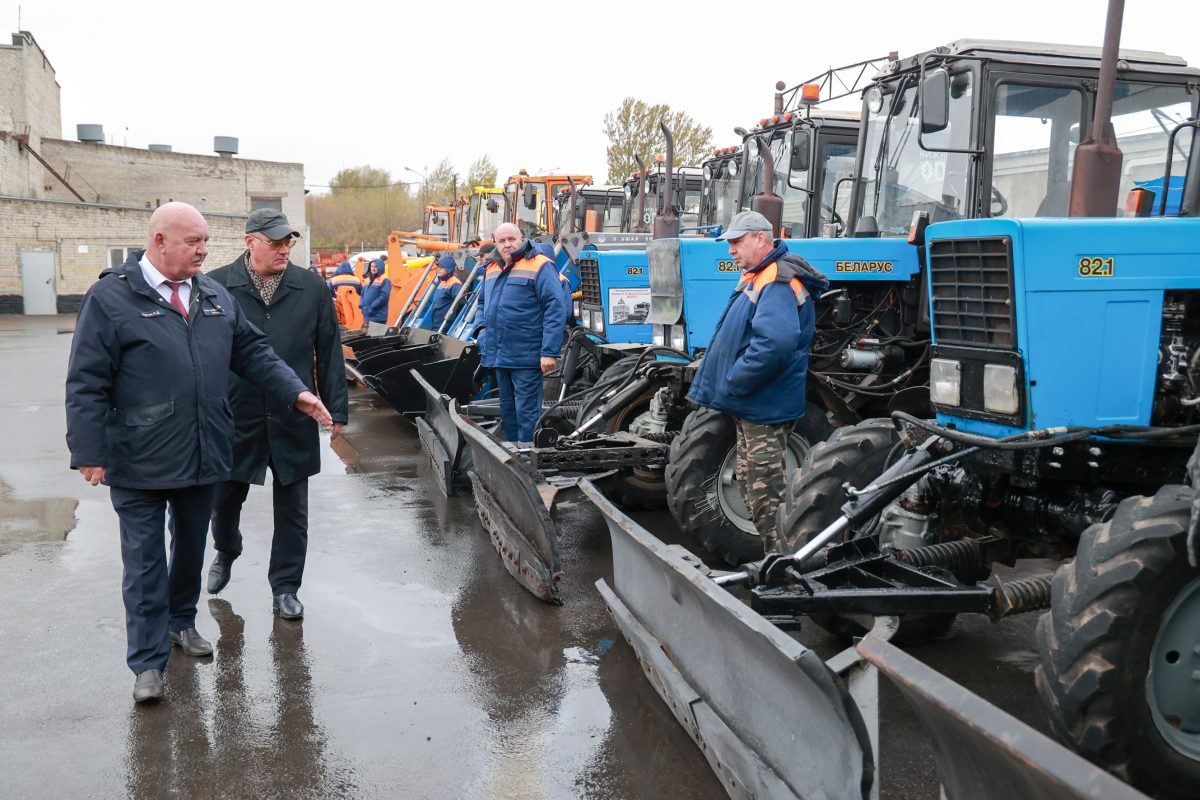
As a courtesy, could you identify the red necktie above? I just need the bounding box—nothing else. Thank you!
[166,281,189,320]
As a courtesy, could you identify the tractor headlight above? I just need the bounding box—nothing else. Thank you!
[593,312,604,335]
[930,358,961,406]
[983,364,1019,414]
[573,300,581,319]
[652,326,666,346]
[670,325,687,352]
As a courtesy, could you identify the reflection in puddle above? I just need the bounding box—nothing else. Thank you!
[124,600,357,799]
[0,479,77,557]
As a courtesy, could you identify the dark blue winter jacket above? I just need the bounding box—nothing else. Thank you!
[359,260,391,324]
[429,274,462,330]
[687,240,829,425]
[476,239,568,368]
[65,252,308,489]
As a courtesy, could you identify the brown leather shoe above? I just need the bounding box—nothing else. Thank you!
[169,628,214,656]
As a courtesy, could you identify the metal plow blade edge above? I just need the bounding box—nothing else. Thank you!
[412,369,470,497]
[855,638,1149,800]
[580,479,877,800]
[579,479,1152,800]
[449,402,563,604]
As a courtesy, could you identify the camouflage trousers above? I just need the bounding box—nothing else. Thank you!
[735,419,793,553]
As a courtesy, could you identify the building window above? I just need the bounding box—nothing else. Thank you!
[109,246,140,268]
[250,196,283,212]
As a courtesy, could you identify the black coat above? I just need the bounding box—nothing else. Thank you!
[66,253,309,489]
[207,256,348,487]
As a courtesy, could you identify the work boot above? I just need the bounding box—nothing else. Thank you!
[169,628,214,657]
[132,669,164,703]
[206,552,236,594]
[273,592,304,620]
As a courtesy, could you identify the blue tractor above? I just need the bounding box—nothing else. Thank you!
[725,42,1200,798]
[648,41,1200,566]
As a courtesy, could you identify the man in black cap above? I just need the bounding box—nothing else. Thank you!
[204,209,349,620]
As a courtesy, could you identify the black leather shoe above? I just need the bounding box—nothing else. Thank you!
[169,628,214,657]
[273,592,304,620]
[206,552,236,594]
[133,669,164,703]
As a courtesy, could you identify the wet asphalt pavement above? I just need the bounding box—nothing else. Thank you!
[0,315,1054,799]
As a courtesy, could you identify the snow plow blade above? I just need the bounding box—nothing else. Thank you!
[450,402,563,604]
[413,369,471,496]
[580,479,877,800]
[855,637,1148,800]
[580,479,1149,800]
[362,333,480,417]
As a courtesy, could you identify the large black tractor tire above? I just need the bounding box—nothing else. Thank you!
[776,418,957,645]
[576,355,665,509]
[1035,486,1200,797]
[665,406,833,567]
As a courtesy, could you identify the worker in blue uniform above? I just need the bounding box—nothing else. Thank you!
[475,223,568,442]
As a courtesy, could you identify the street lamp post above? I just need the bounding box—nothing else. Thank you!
[405,165,427,232]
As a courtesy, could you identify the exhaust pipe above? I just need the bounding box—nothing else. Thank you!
[751,134,784,236]
[634,154,648,234]
[653,123,680,240]
[1067,0,1125,216]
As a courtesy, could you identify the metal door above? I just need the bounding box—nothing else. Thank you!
[20,251,57,315]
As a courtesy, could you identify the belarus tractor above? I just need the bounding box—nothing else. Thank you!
[586,23,1200,800]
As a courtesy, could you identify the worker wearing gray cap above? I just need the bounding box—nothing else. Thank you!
[204,208,349,620]
[686,210,830,552]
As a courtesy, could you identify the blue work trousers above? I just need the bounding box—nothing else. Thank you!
[109,483,216,674]
[495,367,544,443]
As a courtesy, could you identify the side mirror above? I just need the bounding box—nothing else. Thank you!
[921,68,950,134]
[486,199,499,213]
[789,129,811,173]
[523,183,537,210]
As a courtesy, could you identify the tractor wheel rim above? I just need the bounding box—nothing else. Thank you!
[715,432,813,537]
[1147,573,1200,759]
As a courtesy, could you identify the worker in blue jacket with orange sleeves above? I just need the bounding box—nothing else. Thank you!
[476,223,568,443]
[359,258,391,325]
[687,211,830,553]
[428,255,462,331]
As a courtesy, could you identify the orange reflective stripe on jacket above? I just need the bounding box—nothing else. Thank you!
[735,262,809,306]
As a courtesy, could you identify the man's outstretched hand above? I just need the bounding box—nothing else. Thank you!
[296,391,333,428]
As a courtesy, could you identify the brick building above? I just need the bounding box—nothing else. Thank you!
[0,31,307,314]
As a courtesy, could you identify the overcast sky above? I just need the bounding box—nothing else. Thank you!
[5,0,1198,193]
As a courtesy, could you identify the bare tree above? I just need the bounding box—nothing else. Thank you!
[603,98,713,184]
[307,165,421,249]
[465,155,499,189]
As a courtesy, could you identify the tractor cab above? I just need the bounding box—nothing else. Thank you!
[621,162,704,233]
[551,184,625,239]
[736,109,861,238]
[456,187,505,245]
[423,204,456,242]
[849,39,1200,236]
[502,170,593,240]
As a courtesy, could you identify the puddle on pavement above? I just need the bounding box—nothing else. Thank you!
[124,600,357,799]
[0,479,78,557]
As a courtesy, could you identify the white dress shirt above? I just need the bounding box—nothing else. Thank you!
[139,252,192,309]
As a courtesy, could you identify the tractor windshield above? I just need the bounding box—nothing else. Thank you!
[738,130,812,237]
[679,178,703,229]
[857,68,974,235]
[476,194,503,241]
[990,81,1196,218]
[516,182,548,237]
[702,156,741,228]
[601,193,624,231]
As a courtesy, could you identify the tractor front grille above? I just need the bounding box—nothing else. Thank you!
[578,257,602,308]
[929,237,1016,348]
